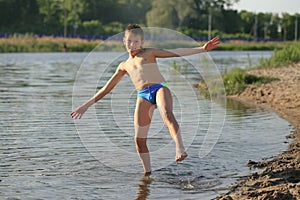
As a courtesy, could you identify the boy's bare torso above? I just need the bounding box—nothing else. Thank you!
[121,48,165,90]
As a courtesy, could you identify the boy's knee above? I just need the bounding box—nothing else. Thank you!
[161,110,175,124]
[134,125,149,138]
[135,137,146,144]
[135,137,148,153]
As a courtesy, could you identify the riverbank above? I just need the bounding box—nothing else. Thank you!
[0,36,101,52]
[0,35,290,53]
[216,63,300,199]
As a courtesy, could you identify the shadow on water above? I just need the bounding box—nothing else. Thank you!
[135,175,152,200]
[134,171,223,200]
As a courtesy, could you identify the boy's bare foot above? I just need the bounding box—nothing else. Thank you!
[176,151,188,162]
[143,171,152,177]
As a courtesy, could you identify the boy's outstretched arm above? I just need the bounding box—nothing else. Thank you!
[153,37,220,58]
[70,63,127,119]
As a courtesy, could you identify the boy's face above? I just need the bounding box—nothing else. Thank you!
[123,31,144,56]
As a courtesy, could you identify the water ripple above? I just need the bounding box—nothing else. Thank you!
[0,52,291,200]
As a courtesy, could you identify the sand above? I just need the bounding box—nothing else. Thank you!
[216,63,300,200]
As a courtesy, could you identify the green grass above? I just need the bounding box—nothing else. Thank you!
[257,42,300,68]
[218,41,287,51]
[222,68,279,95]
[198,68,278,97]
[0,34,293,53]
[199,41,300,96]
[0,35,100,53]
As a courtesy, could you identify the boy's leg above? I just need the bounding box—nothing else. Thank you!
[134,98,155,174]
[156,87,188,162]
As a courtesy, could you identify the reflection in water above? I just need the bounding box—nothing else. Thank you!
[225,98,258,115]
[135,175,152,200]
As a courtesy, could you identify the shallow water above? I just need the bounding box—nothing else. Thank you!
[0,52,291,199]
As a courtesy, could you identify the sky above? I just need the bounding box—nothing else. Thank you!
[231,0,300,15]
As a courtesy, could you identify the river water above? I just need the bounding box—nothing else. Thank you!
[0,51,292,199]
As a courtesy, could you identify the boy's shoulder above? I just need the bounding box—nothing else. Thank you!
[143,47,157,52]
[140,47,159,56]
[144,47,165,54]
[117,61,128,71]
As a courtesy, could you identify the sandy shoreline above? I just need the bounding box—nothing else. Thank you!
[216,63,300,199]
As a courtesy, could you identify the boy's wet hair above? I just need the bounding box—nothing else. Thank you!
[125,24,144,39]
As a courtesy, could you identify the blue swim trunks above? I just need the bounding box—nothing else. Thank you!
[137,82,168,104]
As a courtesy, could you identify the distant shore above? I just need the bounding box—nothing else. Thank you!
[217,63,300,199]
[0,36,291,53]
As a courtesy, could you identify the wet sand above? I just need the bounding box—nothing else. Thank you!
[217,63,300,200]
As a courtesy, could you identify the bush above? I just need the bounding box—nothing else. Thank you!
[81,20,104,35]
[222,68,278,95]
[103,22,125,35]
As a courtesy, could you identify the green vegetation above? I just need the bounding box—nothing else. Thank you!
[221,68,279,95]
[218,41,287,51]
[0,35,99,53]
[198,68,278,97]
[0,0,299,41]
[257,42,300,68]
[1,0,298,53]
[199,41,300,97]
[0,35,292,53]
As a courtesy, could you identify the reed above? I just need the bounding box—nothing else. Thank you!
[218,40,288,51]
[0,35,292,53]
[198,42,300,96]
[0,35,100,53]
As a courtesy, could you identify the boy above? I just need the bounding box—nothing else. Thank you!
[71,24,219,175]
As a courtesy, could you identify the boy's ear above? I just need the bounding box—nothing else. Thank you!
[141,39,145,46]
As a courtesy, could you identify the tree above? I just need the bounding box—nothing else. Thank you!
[295,14,300,41]
[239,10,255,35]
[0,0,41,33]
[256,13,274,39]
[268,14,281,39]
[221,9,242,34]
[281,13,296,41]
[117,0,151,24]
[80,0,120,24]
[37,0,63,34]
[0,0,298,41]
[145,0,239,30]
[146,0,179,28]
[37,0,84,35]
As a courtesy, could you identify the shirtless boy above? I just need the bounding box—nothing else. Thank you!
[71,24,220,175]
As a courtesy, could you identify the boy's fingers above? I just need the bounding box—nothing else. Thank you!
[70,111,83,119]
[70,111,78,119]
[212,38,219,43]
[211,37,220,43]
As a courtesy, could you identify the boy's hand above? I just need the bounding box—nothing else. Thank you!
[70,104,89,119]
[203,37,220,52]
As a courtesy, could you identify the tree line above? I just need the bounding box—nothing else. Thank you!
[0,0,299,41]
